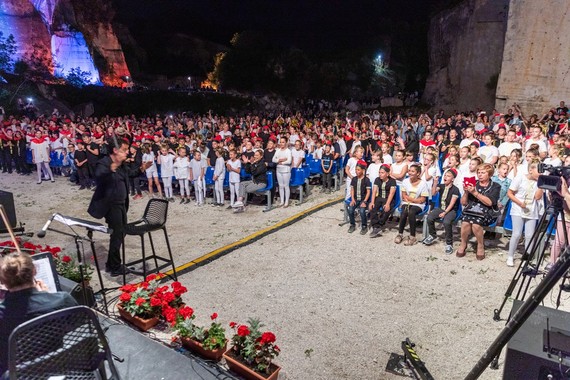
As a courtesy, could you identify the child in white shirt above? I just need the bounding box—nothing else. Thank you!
[174,148,191,203]
[157,144,175,201]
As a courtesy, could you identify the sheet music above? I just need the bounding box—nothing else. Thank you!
[33,255,58,293]
[54,214,109,234]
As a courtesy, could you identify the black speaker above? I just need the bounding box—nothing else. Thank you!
[503,301,570,379]
[0,190,17,230]
[58,275,96,307]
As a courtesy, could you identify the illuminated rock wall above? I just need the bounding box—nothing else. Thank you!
[0,0,129,86]
[494,0,570,115]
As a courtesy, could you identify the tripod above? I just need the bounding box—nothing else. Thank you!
[465,244,570,379]
[489,197,568,370]
[493,200,566,322]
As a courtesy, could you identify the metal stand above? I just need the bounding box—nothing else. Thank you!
[43,214,115,315]
[465,244,570,380]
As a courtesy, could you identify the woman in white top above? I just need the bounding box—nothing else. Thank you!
[395,164,429,246]
[506,161,543,267]
[272,137,293,207]
[390,150,408,187]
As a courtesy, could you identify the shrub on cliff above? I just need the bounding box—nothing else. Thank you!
[0,32,17,73]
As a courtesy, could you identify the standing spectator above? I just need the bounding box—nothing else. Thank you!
[30,130,54,184]
[83,133,99,187]
[189,150,207,206]
[226,150,241,208]
[213,148,226,206]
[142,143,162,198]
[174,148,191,204]
[157,144,175,202]
[273,137,293,208]
[321,143,334,193]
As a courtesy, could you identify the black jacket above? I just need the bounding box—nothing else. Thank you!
[245,159,267,185]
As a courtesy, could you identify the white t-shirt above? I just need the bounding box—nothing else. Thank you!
[345,157,358,179]
[460,138,478,148]
[498,142,521,157]
[273,148,292,173]
[367,162,382,186]
[159,153,175,177]
[509,175,541,219]
[401,178,430,210]
[190,158,207,180]
[382,154,393,164]
[478,145,499,163]
[524,138,547,153]
[391,162,407,186]
[291,148,305,168]
[173,156,190,179]
[228,159,241,183]
[421,165,441,195]
[143,152,157,175]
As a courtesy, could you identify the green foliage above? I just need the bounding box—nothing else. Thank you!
[202,321,227,351]
[65,67,94,88]
[13,60,29,76]
[0,32,17,72]
[229,317,280,374]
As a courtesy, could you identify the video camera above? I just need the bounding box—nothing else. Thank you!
[537,163,570,191]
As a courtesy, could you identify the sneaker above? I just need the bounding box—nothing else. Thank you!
[423,235,436,246]
[227,205,234,209]
[233,200,244,207]
[506,257,514,267]
[348,225,356,233]
[105,264,132,277]
[444,245,453,255]
[369,228,381,238]
[37,181,42,185]
[180,198,185,204]
[185,199,191,204]
[404,236,417,246]
[394,234,403,244]
[360,227,368,235]
[234,206,245,213]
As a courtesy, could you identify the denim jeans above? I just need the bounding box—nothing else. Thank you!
[348,202,368,228]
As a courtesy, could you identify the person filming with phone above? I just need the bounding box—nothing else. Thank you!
[456,163,501,260]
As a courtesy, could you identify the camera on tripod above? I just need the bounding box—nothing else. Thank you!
[537,163,570,192]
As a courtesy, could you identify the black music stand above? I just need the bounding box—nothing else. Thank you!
[45,214,114,314]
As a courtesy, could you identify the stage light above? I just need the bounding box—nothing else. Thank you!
[27,97,33,102]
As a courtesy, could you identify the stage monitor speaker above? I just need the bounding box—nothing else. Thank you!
[58,275,95,307]
[0,190,17,230]
[503,300,570,379]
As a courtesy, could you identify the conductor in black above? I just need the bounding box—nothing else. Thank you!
[88,137,151,277]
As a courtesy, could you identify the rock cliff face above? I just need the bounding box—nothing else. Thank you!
[0,0,130,86]
[423,0,509,112]
[495,0,570,115]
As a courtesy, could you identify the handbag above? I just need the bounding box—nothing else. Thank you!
[463,183,500,221]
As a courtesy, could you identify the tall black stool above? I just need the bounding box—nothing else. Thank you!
[121,198,177,284]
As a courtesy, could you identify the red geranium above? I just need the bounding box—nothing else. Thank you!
[229,321,237,328]
[150,297,162,307]
[119,293,131,302]
[135,297,145,306]
[210,312,218,320]
[62,255,72,263]
[237,325,250,337]
[179,306,194,320]
[258,332,276,345]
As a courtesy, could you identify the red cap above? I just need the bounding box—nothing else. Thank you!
[447,168,458,177]
[213,135,223,142]
[357,160,367,168]
[380,164,391,171]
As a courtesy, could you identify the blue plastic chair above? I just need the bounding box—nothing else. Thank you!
[240,167,252,181]
[309,159,323,175]
[223,170,229,188]
[502,201,513,232]
[205,166,215,186]
[255,171,274,212]
[290,168,307,204]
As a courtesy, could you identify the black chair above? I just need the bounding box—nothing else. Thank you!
[121,198,177,284]
[8,306,120,380]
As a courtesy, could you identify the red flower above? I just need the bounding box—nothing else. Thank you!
[229,321,237,328]
[161,291,175,304]
[179,306,194,320]
[62,255,72,263]
[259,332,276,345]
[140,281,149,290]
[274,345,280,352]
[150,297,162,307]
[119,293,131,302]
[172,285,187,297]
[162,306,177,324]
[145,274,157,282]
[237,325,250,337]
[210,312,218,320]
[135,297,145,306]
[119,284,137,293]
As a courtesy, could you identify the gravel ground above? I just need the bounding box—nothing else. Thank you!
[2,172,569,380]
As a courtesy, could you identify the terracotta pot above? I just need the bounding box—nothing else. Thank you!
[180,336,227,361]
[117,304,159,332]
[223,349,281,380]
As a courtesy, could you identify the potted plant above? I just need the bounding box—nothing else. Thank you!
[223,318,281,380]
[117,274,165,331]
[171,311,228,361]
[54,254,93,285]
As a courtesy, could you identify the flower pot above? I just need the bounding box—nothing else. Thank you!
[117,304,159,332]
[223,349,281,380]
[181,336,227,361]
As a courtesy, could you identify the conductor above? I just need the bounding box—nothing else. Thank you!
[88,137,151,277]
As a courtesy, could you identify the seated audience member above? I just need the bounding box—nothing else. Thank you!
[0,252,78,375]
[457,163,501,260]
[395,164,429,246]
[347,160,371,235]
[369,164,397,238]
[233,150,267,213]
[423,169,461,254]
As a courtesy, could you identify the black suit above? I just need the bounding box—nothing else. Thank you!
[0,288,77,375]
[88,156,136,269]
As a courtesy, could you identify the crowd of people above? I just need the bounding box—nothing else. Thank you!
[1,100,570,269]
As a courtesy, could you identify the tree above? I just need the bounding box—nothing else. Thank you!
[65,67,93,87]
[0,32,17,72]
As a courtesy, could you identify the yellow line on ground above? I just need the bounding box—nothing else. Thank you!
[164,196,343,276]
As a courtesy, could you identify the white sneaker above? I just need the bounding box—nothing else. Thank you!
[233,201,244,207]
[506,257,514,267]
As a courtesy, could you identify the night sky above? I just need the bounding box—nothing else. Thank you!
[113,0,451,78]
